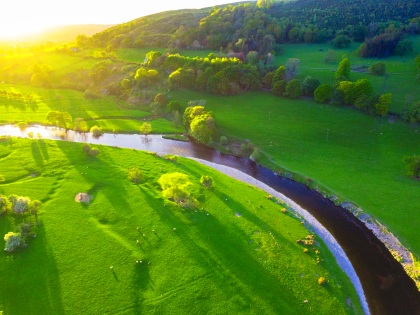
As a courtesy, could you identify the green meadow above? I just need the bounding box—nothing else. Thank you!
[0,138,362,314]
[272,37,420,113]
[171,90,420,256]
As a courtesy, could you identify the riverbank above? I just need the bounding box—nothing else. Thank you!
[191,157,371,314]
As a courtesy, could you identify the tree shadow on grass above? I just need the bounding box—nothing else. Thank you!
[138,186,296,314]
[0,224,65,314]
[54,141,133,220]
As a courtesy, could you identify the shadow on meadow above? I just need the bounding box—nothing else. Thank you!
[0,225,64,315]
[138,184,296,313]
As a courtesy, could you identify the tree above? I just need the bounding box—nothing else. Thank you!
[284,79,301,99]
[257,0,273,9]
[128,167,143,184]
[375,93,391,116]
[285,58,300,81]
[190,113,215,144]
[200,175,214,188]
[302,76,321,97]
[139,122,152,137]
[29,200,42,222]
[314,84,332,103]
[0,195,11,215]
[332,35,351,49]
[13,197,30,216]
[369,62,386,75]
[167,101,182,113]
[404,155,420,178]
[335,58,351,82]
[46,111,72,129]
[4,232,23,253]
[90,125,103,138]
[272,80,287,96]
[157,173,197,208]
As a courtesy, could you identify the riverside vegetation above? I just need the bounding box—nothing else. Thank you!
[0,0,419,312]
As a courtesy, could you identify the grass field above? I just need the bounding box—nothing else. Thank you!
[170,90,420,257]
[273,36,420,113]
[0,138,362,314]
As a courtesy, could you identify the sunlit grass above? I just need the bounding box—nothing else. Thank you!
[0,138,362,314]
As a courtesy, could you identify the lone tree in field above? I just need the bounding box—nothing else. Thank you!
[158,172,197,208]
[140,122,152,138]
[46,111,72,130]
[128,167,143,184]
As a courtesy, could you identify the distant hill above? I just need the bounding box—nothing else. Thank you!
[17,24,114,42]
[82,0,419,51]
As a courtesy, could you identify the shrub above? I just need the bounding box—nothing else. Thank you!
[369,62,386,75]
[128,167,143,184]
[250,148,263,162]
[220,136,228,146]
[90,125,103,138]
[318,277,326,285]
[16,122,28,131]
[314,84,332,103]
[158,173,197,208]
[83,89,101,99]
[332,35,351,49]
[0,195,11,214]
[4,232,23,252]
[89,148,100,157]
[200,175,214,188]
[402,102,420,123]
[404,155,420,178]
[82,144,91,154]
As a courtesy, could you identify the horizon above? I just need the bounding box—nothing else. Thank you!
[0,0,251,40]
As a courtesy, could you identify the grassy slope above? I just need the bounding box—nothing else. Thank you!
[273,36,420,113]
[171,90,420,257]
[0,138,362,314]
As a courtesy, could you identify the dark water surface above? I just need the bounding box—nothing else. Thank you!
[1,125,419,314]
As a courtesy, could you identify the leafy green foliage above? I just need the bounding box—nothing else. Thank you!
[4,232,23,253]
[128,167,143,184]
[284,79,301,99]
[90,125,103,137]
[314,84,332,103]
[369,62,386,75]
[335,58,351,82]
[157,172,197,208]
[404,155,420,178]
[139,122,152,136]
[402,102,420,123]
[332,35,351,49]
[200,175,214,188]
[46,111,73,129]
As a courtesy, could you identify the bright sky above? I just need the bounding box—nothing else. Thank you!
[0,0,249,39]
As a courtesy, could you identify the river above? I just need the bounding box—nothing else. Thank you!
[1,124,419,314]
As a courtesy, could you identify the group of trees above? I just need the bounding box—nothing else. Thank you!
[269,57,391,116]
[78,0,418,57]
[1,194,42,253]
[183,105,216,144]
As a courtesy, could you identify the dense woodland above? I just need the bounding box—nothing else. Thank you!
[81,0,419,57]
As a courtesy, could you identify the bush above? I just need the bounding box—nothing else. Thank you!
[314,84,332,103]
[90,125,103,138]
[220,136,228,146]
[0,195,11,215]
[128,167,143,184]
[16,122,28,131]
[402,102,420,123]
[13,197,30,215]
[200,175,214,188]
[82,144,91,154]
[83,89,101,99]
[318,277,326,285]
[332,35,351,49]
[369,62,386,75]
[158,173,197,208]
[4,232,23,252]
[250,148,263,162]
[89,148,100,157]
[404,155,420,178]
[284,79,301,99]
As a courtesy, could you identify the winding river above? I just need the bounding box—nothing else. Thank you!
[1,125,419,314]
